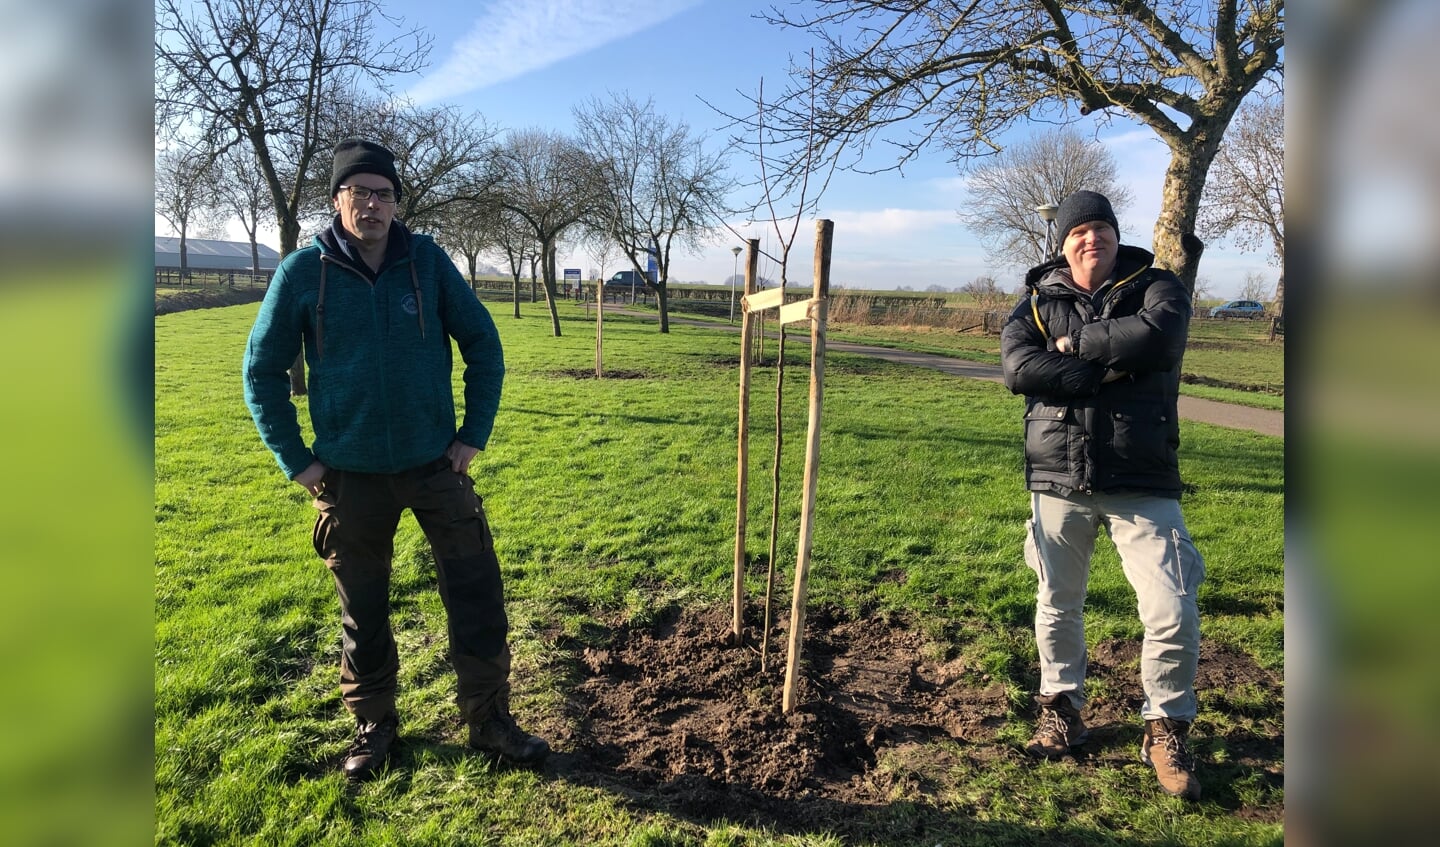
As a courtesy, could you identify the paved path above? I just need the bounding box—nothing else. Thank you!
[824,339,1284,438]
[616,310,1284,438]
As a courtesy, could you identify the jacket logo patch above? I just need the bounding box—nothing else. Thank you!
[401,293,419,315]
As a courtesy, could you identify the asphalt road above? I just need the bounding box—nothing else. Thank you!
[616,309,1284,438]
[824,338,1284,438]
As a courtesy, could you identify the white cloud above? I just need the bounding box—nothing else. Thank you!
[401,0,704,104]
[821,208,959,239]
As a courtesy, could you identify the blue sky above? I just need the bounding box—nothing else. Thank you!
[232,0,1280,297]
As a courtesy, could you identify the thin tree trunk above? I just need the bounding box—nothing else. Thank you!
[279,218,307,396]
[544,245,562,337]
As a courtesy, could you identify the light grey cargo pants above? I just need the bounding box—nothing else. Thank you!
[1025,489,1205,721]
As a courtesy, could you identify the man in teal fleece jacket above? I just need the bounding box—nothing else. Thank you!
[244,139,548,781]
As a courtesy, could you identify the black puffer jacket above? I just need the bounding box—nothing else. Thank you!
[1000,245,1191,499]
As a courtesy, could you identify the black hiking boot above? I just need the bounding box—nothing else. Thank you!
[342,711,399,782]
[468,698,549,766]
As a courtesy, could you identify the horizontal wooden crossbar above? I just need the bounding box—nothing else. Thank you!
[741,287,786,313]
[778,298,818,325]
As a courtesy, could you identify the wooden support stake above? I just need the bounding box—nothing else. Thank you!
[732,239,760,644]
[782,220,832,714]
[595,278,604,378]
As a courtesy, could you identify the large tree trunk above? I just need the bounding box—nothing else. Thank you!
[656,283,670,333]
[511,274,522,319]
[1152,126,1224,296]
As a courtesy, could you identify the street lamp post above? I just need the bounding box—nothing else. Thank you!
[1035,203,1059,261]
[729,245,743,323]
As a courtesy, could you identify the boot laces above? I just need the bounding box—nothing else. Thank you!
[1037,706,1072,742]
[1154,723,1195,771]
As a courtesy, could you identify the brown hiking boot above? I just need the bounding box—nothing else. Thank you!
[468,698,549,766]
[342,711,399,782]
[1142,718,1201,800]
[1026,693,1088,758]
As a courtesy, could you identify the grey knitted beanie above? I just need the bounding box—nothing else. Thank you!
[1055,190,1118,242]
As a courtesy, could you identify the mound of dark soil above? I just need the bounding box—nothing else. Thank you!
[543,604,1283,833]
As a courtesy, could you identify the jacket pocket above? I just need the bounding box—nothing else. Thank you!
[1024,403,1072,476]
[1106,407,1170,473]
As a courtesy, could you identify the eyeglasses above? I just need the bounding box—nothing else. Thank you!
[339,185,398,204]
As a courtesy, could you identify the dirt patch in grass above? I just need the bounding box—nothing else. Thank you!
[156,286,268,315]
[1181,372,1284,396]
[551,368,652,380]
[545,604,1283,833]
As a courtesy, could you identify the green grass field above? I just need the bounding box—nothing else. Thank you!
[155,297,1284,846]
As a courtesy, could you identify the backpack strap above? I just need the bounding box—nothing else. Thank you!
[409,261,426,341]
[317,260,328,360]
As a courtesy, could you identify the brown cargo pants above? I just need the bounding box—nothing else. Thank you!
[311,456,511,724]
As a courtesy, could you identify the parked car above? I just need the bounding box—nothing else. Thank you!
[603,270,650,289]
[1209,299,1267,319]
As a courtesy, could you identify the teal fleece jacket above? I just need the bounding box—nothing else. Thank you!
[243,218,504,479]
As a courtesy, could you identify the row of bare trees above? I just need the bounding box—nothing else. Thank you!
[155,0,733,346]
[158,0,1284,337]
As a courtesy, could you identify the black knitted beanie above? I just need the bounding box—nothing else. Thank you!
[1054,190,1118,242]
[329,139,400,199]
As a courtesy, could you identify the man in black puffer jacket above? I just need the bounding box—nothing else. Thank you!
[1000,190,1205,801]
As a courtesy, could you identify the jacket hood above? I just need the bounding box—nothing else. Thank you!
[1024,244,1157,293]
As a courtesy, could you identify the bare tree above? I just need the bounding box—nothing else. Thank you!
[490,209,537,320]
[584,235,619,292]
[493,129,598,335]
[1192,275,1215,311]
[156,0,430,394]
[156,0,430,257]
[155,144,222,282]
[213,145,272,282]
[433,195,502,290]
[322,93,500,234]
[574,93,732,333]
[1238,271,1272,302]
[1200,96,1285,313]
[960,128,1132,269]
[753,0,1284,293]
[960,275,1012,312]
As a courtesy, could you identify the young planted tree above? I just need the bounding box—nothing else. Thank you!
[573,93,732,333]
[959,128,1132,269]
[1200,96,1285,315]
[754,0,1284,293]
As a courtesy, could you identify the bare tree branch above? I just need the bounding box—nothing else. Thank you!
[736,0,1283,291]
